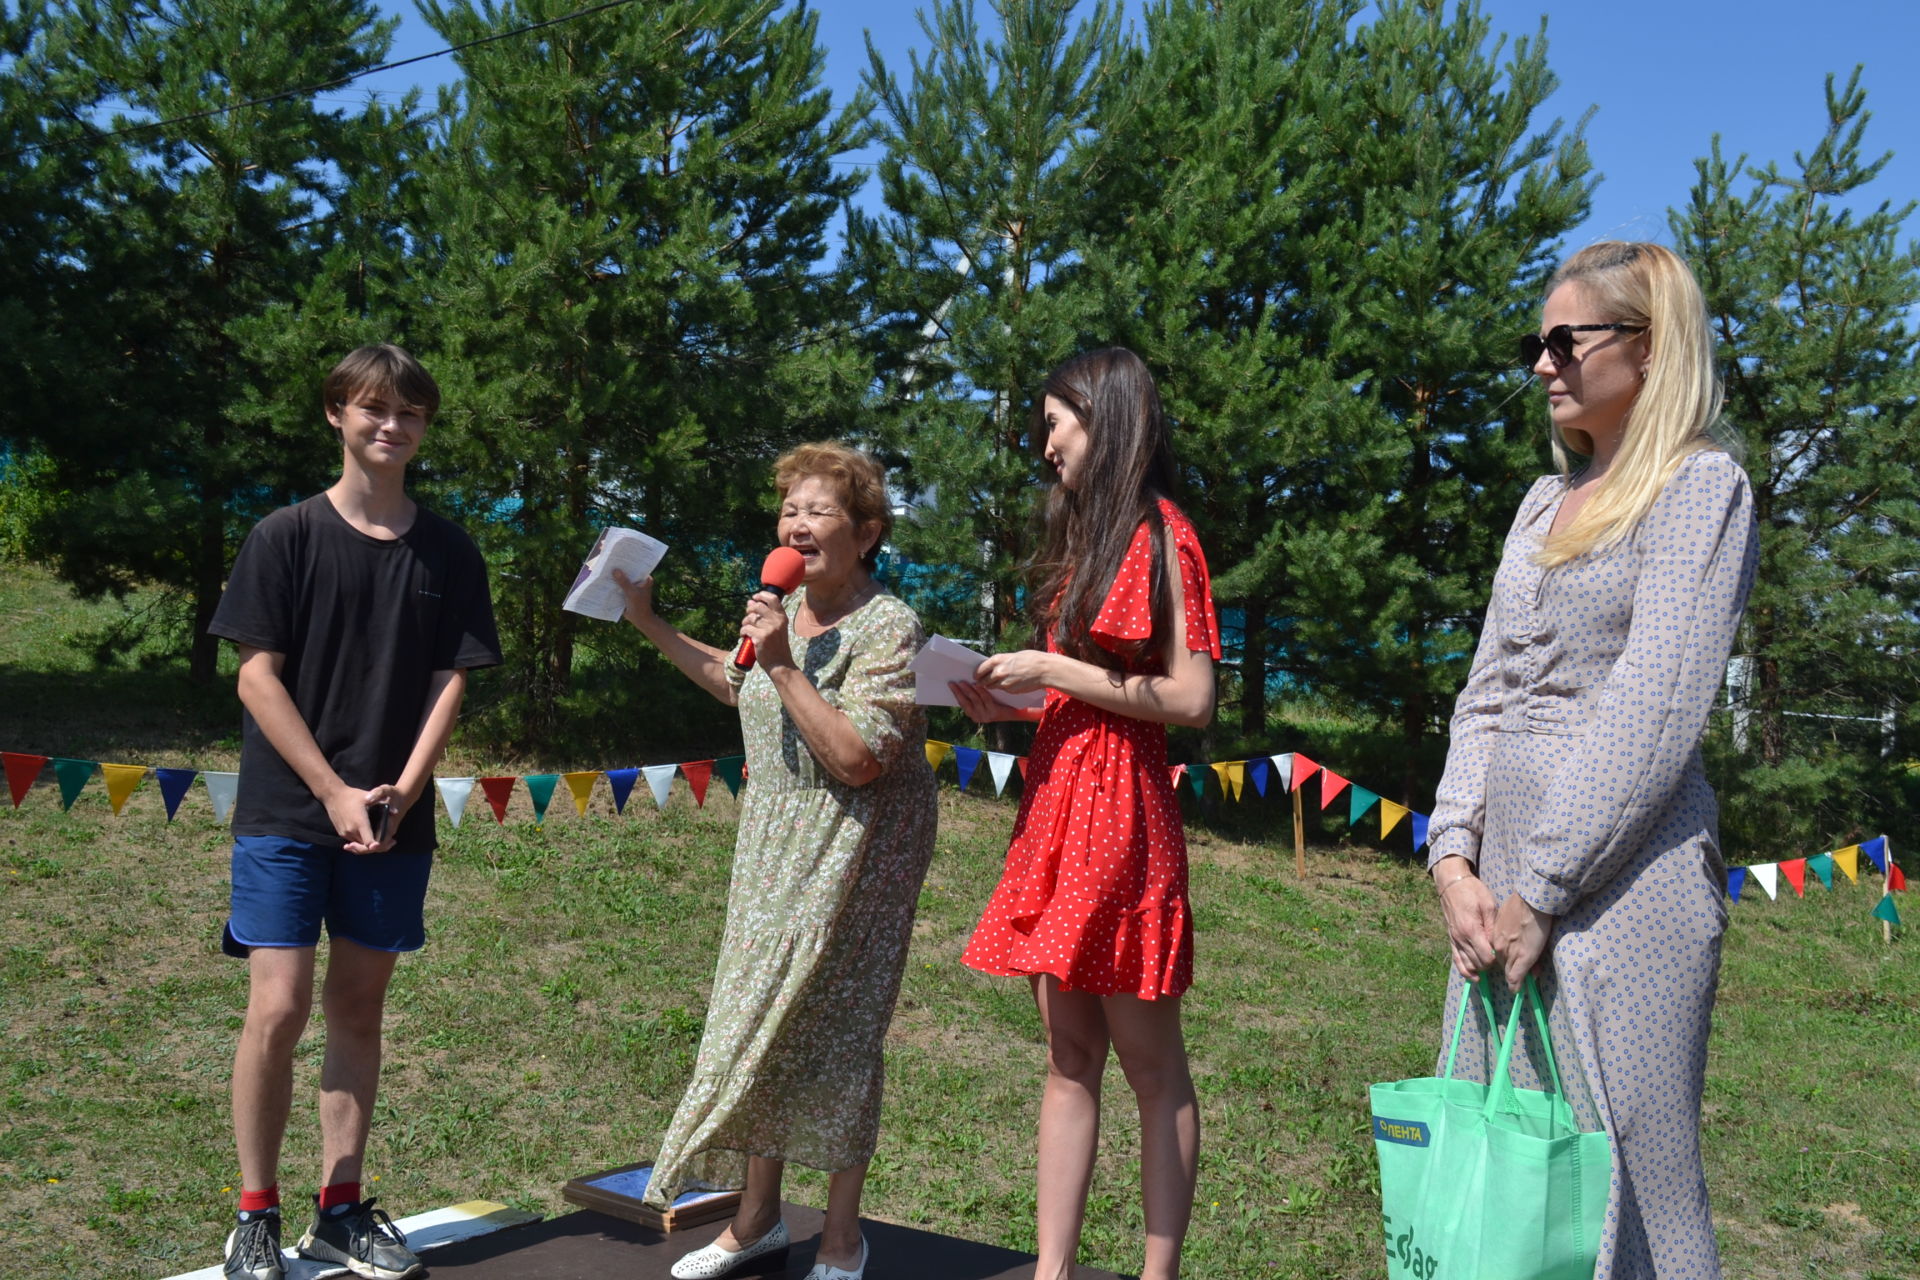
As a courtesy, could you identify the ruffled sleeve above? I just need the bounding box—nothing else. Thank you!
[1088,502,1220,660]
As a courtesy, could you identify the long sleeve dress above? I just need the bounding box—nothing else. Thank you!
[644,589,937,1203]
[962,500,1221,1000]
[1426,449,1757,1279]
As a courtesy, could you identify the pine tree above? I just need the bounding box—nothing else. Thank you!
[851,0,1124,651]
[6,0,411,682]
[1674,70,1920,854]
[410,0,870,744]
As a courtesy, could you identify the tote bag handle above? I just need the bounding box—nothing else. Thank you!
[1439,973,1500,1080]
[1485,975,1575,1129]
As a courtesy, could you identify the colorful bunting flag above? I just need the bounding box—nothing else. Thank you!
[1269,754,1293,791]
[1380,800,1409,840]
[563,771,598,817]
[1806,853,1834,890]
[1861,836,1887,874]
[1016,757,1028,780]
[155,767,197,821]
[1833,845,1860,883]
[202,771,239,824]
[1168,764,1185,788]
[523,774,559,825]
[1290,753,1321,791]
[1750,863,1779,900]
[1349,785,1381,826]
[1320,769,1350,809]
[100,763,146,816]
[1210,762,1241,802]
[479,777,517,824]
[953,746,982,792]
[1727,866,1746,902]
[1892,864,1908,893]
[714,756,746,798]
[3,752,47,808]
[52,758,94,811]
[1187,766,1206,799]
[681,760,714,808]
[926,740,952,772]
[1873,895,1902,927]
[1248,758,1270,797]
[1780,857,1807,897]
[642,764,677,810]
[604,767,639,814]
[436,777,475,828]
[1411,811,1430,851]
[987,752,1015,796]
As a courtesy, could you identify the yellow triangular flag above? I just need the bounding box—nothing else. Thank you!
[1832,845,1859,883]
[1210,762,1234,801]
[926,740,952,771]
[1380,799,1409,839]
[100,763,147,816]
[1225,761,1245,802]
[563,771,599,817]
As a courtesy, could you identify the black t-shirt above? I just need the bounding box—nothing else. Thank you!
[208,494,502,851]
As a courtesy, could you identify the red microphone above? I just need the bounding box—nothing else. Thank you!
[732,546,808,671]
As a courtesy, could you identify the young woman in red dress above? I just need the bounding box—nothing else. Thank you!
[951,347,1219,1280]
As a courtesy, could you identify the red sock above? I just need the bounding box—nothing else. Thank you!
[238,1185,279,1214]
[319,1181,361,1212]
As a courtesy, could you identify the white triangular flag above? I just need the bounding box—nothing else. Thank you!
[202,771,239,824]
[437,777,475,828]
[987,752,1015,796]
[1269,754,1293,791]
[643,764,678,810]
[1750,862,1779,901]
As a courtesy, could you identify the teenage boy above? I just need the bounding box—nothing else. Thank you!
[209,345,501,1280]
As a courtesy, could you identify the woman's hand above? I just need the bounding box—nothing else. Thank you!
[613,569,655,628]
[1491,892,1555,993]
[950,680,1026,724]
[739,590,793,671]
[974,649,1055,696]
[1433,857,1498,980]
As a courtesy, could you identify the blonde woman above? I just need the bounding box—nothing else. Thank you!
[1427,242,1756,1279]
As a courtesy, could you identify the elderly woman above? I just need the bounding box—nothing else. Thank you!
[1428,242,1756,1279]
[614,443,935,1280]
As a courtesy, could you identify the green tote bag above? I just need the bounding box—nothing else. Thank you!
[1370,974,1612,1280]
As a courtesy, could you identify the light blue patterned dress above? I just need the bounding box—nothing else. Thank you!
[1427,450,1757,1279]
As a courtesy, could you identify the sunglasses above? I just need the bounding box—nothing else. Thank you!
[1519,323,1645,368]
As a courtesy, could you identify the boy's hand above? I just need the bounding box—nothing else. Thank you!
[331,782,400,854]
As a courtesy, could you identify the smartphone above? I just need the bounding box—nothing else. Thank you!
[365,802,395,845]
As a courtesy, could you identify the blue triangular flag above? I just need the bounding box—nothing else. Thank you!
[1411,811,1430,851]
[1860,836,1887,874]
[155,767,198,821]
[604,767,639,815]
[1248,758,1269,797]
[953,746,982,792]
[1727,865,1746,902]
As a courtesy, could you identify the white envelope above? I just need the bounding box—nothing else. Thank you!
[911,634,1047,710]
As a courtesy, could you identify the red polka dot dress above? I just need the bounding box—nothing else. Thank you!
[962,501,1220,1000]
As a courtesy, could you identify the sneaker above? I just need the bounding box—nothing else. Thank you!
[295,1198,423,1280]
[224,1210,286,1280]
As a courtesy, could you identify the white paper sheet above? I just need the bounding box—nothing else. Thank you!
[562,527,669,622]
[910,634,1047,710]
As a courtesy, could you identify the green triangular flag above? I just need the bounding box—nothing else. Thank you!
[714,755,746,797]
[1873,894,1902,927]
[1349,785,1381,825]
[1187,766,1207,799]
[523,774,558,825]
[52,758,95,811]
[1807,853,1834,890]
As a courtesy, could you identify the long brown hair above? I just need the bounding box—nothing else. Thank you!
[1031,348,1178,669]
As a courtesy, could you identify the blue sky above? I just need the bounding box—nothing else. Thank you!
[358,0,1919,251]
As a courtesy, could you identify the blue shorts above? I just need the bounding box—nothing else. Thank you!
[223,835,433,957]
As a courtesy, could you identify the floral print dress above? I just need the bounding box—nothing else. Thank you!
[644,588,937,1201]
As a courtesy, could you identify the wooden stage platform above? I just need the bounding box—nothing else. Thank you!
[423,1202,1133,1279]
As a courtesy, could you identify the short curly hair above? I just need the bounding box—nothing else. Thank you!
[773,442,892,571]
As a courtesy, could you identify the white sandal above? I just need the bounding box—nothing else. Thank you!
[669,1220,789,1279]
[805,1233,868,1280]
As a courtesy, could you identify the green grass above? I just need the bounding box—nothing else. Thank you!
[1,563,1915,1279]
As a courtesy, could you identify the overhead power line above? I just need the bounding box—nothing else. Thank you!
[7,0,645,160]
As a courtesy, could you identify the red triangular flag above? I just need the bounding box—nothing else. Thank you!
[1892,863,1908,892]
[1780,857,1807,897]
[1320,769,1350,809]
[479,776,517,824]
[681,760,713,808]
[1290,753,1321,791]
[1169,764,1186,787]
[1016,757,1028,779]
[4,752,48,808]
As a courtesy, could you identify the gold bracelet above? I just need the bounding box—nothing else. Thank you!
[1435,872,1473,895]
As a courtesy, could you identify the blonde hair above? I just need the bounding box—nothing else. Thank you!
[773,442,892,570]
[1536,242,1732,567]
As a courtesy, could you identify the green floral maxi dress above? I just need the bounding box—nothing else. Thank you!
[644,589,937,1203]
